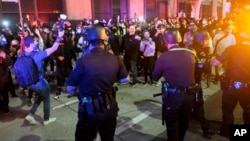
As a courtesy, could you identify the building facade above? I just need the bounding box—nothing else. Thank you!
[0,0,229,26]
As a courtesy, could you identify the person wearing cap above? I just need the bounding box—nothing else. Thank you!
[152,28,196,141]
[210,30,250,138]
[66,24,129,141]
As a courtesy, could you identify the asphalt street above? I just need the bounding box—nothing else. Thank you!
[0,77,243,141]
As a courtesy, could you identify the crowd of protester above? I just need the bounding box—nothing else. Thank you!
[0,11,244,116]
[0,8,250,141]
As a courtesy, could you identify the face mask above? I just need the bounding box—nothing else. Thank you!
[12,45,18,48]
[144,35,149,39]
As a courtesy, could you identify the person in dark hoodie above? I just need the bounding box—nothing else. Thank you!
[54,35,76,99]
[121,25,141,86]
[0,46,12,114]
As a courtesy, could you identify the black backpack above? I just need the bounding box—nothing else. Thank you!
[13,53,39,87]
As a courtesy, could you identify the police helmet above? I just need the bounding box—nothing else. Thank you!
[163,28,182,44]
[86,25,108,41]
[194,30,211,43]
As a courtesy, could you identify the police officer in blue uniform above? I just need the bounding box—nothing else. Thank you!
[66,24,129,141]
[189,30,214,139]
[211,30,250,138]
[152,28,196,141]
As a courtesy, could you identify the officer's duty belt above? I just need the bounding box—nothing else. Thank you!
[80,93,113,115]
[231,81,250,89]
[167,84,198,95]
[220,76,250,90]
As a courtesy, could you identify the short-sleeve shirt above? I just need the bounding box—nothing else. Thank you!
[66,47,128,97]
[152,46,196,87]
[217,44,250,82]
[213,32,236,55]
[24,51,47,77]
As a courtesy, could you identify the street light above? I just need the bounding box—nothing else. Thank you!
[2,20,9,27]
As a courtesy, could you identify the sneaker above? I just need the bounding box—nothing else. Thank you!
[25,115,38,124]
[27,99,32,107]
[43,117,56,125]
[54,91,61,99]
[67,94,76,98]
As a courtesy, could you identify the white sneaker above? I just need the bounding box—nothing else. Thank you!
[43,117,56,125]
[25,115,38,125]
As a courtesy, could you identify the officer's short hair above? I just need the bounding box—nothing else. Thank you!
[163,28,182,44]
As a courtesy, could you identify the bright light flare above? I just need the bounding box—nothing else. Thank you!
[2,21,9,26]
[138,16,144,22]
[245,5,250,10]
[60,14,67,20]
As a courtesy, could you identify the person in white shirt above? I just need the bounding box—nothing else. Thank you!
[213,23,236,80]
[213,23,236,56]
[140,30,155,85]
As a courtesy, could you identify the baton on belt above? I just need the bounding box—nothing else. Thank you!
[153,93,165,125]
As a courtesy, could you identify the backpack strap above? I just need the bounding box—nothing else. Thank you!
[213,33,229,56]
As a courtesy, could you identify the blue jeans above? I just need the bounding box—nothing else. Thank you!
[29,78,50,120]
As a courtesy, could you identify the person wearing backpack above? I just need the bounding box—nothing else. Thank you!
[15,30,64,125]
